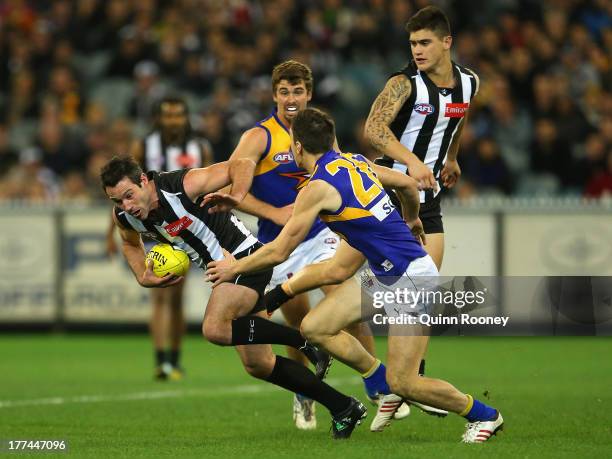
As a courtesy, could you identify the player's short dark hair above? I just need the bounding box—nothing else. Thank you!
[292,108,335,154]
[405,6,451,38]
[271,60,313,94]
[100,155,143,190]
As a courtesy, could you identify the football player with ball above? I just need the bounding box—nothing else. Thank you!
[100,155,368,439]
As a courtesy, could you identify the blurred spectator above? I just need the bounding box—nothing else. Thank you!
[200,110,233,163]
[6,69,40,125]
[490,95,532,174]
[585,149,612,198]
[58,170,91,204]
[463,138,514,195]
[575,133,608,187]
[0,121,19,176]
[106,26,148,78]
[127,60,166,126]
[44,64,85,125]
[530,118,573,187]
[36,117,86,176]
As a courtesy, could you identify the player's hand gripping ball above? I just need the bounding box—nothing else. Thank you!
[146,244,190,277]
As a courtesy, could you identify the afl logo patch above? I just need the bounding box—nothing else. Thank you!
[414,103,435,115]
[273,152,294,163]
[325,237,338,245]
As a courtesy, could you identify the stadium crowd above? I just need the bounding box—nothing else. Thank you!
[0,0,610,203]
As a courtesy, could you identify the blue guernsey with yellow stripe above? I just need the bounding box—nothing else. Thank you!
[251,111,326,243]
[312,150,427,278]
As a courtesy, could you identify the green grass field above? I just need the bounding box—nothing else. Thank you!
[1,335,611,458]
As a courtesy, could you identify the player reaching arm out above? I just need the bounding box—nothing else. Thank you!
[223,127,295,225]
[206,179,334,286]
[225,128,343,226]
[192,158,256,212]
[206,158,425,286]
[364,75,437,190]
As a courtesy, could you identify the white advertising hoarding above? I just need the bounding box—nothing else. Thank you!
[504,214,612,276]
[0,213,57,322]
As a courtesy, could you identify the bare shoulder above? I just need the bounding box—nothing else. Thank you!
[383,74,412,100]
[301,179,341,213]
[368,74,412,121]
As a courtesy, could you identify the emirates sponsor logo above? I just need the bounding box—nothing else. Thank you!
[445,103,469,117]
[164,216,193,236]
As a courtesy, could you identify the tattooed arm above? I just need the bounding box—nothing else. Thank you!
[364,75,436,189]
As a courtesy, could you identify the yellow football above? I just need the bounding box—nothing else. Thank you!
[146,243,190,277]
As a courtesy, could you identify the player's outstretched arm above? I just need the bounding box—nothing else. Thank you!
[113,212,183,288]
[364,75,436,189]
[225,127,294,225]
[264,241,365,314]
[206,180,332,286]
[184,158,256,212]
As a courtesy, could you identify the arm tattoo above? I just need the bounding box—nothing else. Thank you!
[365,76,411,152]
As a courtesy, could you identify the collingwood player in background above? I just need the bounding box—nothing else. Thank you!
[106,96,212,380]
[364,5,479,391]
[365,5,479,271]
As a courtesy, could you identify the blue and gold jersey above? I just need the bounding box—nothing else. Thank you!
[311,150,427,278]
[251,111,326,243]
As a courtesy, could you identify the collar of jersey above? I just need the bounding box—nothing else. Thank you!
[271,108,290,134]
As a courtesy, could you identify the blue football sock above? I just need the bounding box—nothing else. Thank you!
[463,397,497,422]
[362,361,391,397]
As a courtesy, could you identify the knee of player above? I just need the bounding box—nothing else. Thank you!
[299,316,321,344]
[201,320,229,346]
[242,358,274,379]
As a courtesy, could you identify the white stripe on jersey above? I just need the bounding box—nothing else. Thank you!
[154,223,205,268]
[161,190,225,261]
[399,75,428,155]
[460,68,474,102]
[230,215,259,255]
[145,132,164,172]
[122,212,148,232]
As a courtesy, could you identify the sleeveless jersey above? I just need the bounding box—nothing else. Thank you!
[379,61,478,203]
[311,150,426,278]
[143,131,209,172]
[250,111,326,243]
[114,169,258,268]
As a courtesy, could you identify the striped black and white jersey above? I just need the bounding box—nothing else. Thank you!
[143,131,210,172]
[380,61,478,203]
[114,169,259,269]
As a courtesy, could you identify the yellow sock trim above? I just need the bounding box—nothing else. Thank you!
[361,359,381,378]
[459,394,474,417]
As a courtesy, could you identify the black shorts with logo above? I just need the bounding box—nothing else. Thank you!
[233,243,273,312]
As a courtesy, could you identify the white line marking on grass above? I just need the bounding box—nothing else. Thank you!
[0,376,361,409]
